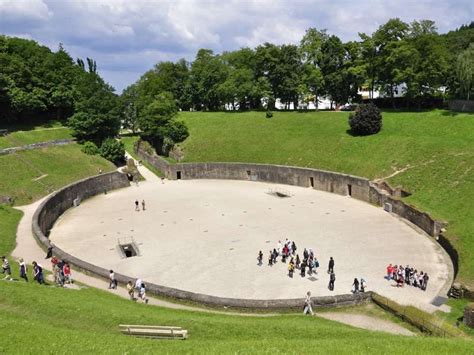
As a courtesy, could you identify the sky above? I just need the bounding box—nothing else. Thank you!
[0,0,472,93]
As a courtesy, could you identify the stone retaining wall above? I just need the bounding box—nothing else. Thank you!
[135,141,443,238]
[0,139,75,155]
[31,169,373,309]
[448,100,474,113]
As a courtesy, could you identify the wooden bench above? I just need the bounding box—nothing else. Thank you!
[119,324,188,340]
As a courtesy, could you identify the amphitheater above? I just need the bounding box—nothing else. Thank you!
[40,155,453,311]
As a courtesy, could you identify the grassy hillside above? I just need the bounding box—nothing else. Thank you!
[0,144,115,205]
[0,281,472,354]
[0,123,72,149]
[177,110,474,284]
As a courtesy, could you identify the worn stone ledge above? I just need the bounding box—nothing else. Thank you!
[0,138,75,155]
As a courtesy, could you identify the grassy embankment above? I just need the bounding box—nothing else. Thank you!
[176,110,473,287]
[0,118,471,352]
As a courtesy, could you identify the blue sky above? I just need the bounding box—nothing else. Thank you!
[1,0,472,93]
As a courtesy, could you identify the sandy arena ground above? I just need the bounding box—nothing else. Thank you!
[49,170,452,310]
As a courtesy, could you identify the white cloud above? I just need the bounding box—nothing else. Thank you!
[0,0,472,92]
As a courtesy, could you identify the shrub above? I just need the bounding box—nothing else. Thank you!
[99,138,125,165]
[81,141,99,155]
[348,103,382,136]
[266,110,273,118]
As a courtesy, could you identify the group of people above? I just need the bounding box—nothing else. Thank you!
[134,199,146,211]
[109,270,149,304]
[50,256,73,287]
[258,240,340,292]
[1,255,46,285]
[386,263,429,290]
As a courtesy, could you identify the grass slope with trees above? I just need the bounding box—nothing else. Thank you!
[176,110,474,285]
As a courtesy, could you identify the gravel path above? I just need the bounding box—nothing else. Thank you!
[317,312,415,336]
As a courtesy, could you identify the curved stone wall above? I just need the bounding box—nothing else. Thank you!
[32,170,373,309]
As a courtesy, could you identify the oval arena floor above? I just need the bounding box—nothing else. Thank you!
[49,172,452,310]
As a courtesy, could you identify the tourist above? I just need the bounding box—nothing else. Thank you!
[32,261,44,284]
[272,249,278,264]
[303,291,314,315]
[295,254,301,269]
[288,258,295,278]
[328,257,335,274]
[396,274,404,287]
[138,282,149,304]
[418,271,424,289]
[352,278,359,293]
[303,248,309,260]
[313,257,320,274]
[268,250,273,266]
[386,263,393,280]
[300,259,307,277]
[18,258,28,282]
[63,262,72,284]
[360,278,366,292]
[161,177,165,184]
[141,200,146,211]
[135,200,140,211]
[308,256,314,274]
[291,241,297,255]
[2,257,12,280]
[413,270,419,288]
[329,272,336,291]
[126,281,135,300]
[109,270,117,289]
[422,273,429,291]
[45,245,53,259]
[277,240,282,255]
[257,250,263,265]
[51,256,59,283]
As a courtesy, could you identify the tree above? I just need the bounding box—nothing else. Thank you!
[99,138,125,165]
[138,91,189,154]
[68,72,120,144]
[456,44,474,100]
[349,103,382,136]
[188,49,227,110]
[373,18,410,104]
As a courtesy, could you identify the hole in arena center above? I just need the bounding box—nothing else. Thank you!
[176,171,182,180]
[120,244,137,258]
[309,177,314,188]
[347,184,352,196]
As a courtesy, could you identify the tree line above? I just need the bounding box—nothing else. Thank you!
[123,18,473,117]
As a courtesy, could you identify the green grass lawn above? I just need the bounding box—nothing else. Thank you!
[0,123,72,149]
[0,281,472,354]
[0,144,115,205]
[177,110,474,285]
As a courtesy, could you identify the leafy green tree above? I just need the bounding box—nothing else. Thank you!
[68,71,120,144]
[188,49,227,110]
[99,138,125,165]
[138,91,189,154]
[456,44,474,100]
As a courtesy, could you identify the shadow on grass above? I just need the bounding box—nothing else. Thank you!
[0,119,67,133]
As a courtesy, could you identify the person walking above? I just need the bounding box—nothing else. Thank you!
[257,250,263,265]
[352,278,359,293]
[360,278,366,292]
[138,282,149,304]
[126,281,135,300]
[135,200,140,211]
[422,273,429,291]
[109,270,117,289]
[328,257,335,274]
[2,257,12,280]
[18,258,28,282]
[303,291,314,315]
[141,200,146,211]
[329,272,336,291]
[32,261,44,284]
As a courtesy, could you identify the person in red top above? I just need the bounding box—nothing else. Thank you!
[63,262,72,284]
[386,263,393,280]
[51,256,59,283]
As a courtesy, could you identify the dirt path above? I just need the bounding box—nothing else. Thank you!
[317,312,415,336]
